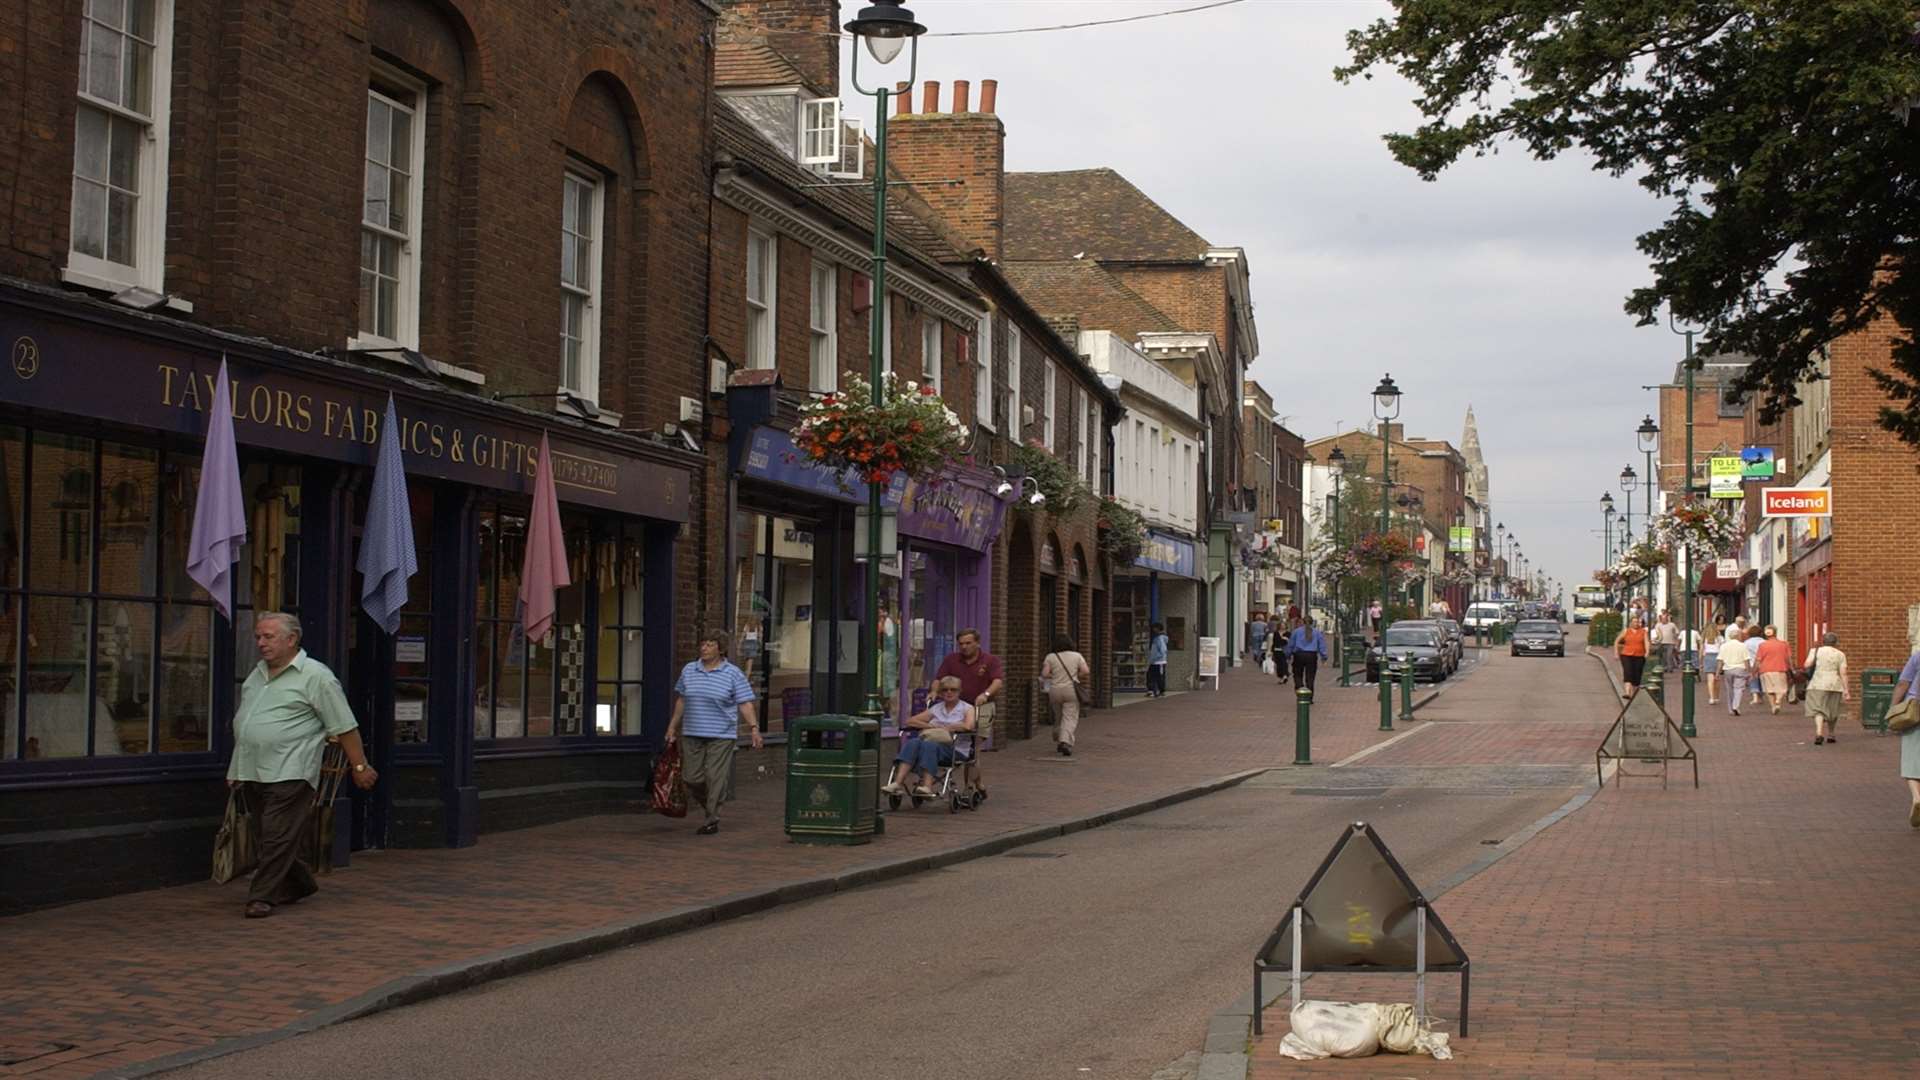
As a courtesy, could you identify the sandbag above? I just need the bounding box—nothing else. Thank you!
[1276,1000,1453,1061]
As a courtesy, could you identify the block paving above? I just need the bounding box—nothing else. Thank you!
[1247,650,1920,1078]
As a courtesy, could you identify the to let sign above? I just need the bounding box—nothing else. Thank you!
[1761,487,1831,518]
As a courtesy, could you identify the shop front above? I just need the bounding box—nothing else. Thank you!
[0,291,694,913]
[733,426,1003,738]
[1112,529,1200,696]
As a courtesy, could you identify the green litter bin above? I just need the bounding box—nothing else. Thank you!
[1860,669,1900,732]
[785,715,879,845]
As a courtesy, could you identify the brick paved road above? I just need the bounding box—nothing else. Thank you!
[0,656,1470,1079]
[1246,649,1920,1079]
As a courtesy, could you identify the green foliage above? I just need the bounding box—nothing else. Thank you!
[1010,444,1091,519]
[1588,611,1624,648]
[1096,496,1147,564]
[1339,1,1920,445]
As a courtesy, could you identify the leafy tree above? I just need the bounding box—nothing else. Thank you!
[1338,2,1920,443]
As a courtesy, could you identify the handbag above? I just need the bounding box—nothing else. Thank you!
[650,742,689,818]
[1887,697,1920,734]
[918,726,954,745]
[1047,652,1095,709]
[211,787,257,885]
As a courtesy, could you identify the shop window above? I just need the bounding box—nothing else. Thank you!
[374,484,434,744]
[1,427,220,763]
[595,522,647,736]
[733,512,815,736]
[473,504,598,743]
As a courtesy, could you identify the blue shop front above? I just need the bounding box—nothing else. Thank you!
[1111,529,1200,694]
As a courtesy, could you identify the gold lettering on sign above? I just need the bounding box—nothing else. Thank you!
[550,451,619,496]
[10,335,40,380]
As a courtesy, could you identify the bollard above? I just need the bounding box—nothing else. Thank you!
[1294,685,1313,765]
[1646,646,1665,707]
[1378,657,1394,731]
[1399,661,1416,722]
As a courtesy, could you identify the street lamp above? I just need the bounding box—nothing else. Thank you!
[1601,493,1615,577]
[1328,446,1347,656]
[1637,413,1659,545]
[1671,310,1705,737]
[1373,373,1402,731]
[846,0,928,827]
[1619,463,1638,604]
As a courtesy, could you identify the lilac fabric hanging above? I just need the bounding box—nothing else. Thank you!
[186,359,248,619]
[518,432,571,644]
[357,394,418,634]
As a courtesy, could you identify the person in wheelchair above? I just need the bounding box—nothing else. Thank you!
[881,676,976,798]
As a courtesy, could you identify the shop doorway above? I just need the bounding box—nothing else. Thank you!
[905,546,957,721]
[1040,573,1059,654]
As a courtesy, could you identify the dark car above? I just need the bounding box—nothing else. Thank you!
[1510,619,1567,657]
[1434,618,1466,665]
[1367,622,1450,683]
[1395,619,1457,675]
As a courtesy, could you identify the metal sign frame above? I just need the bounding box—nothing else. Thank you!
[1252,821,1471,1037]
[1596,689,1698,789]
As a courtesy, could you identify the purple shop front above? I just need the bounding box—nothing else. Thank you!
[742,427,1005,737]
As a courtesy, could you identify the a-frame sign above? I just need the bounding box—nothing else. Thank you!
[1253,821,1471,1036]
[1596,689,1698,789]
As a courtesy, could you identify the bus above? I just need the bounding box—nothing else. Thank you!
[1572,584,1610,623]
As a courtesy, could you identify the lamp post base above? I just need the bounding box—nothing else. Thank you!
[1680,665,1697,738]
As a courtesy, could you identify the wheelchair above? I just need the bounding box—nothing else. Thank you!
[886,736,987,814]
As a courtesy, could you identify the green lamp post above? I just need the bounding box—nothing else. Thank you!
[1619,463,1637,605]
[1372,373,1402,731]
[845,0,927,826]
[1671,314,1703,737]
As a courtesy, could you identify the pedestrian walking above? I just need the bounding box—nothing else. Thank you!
[1754,625,1792,714]
[1267,613,1289,684]
[1700,625,1723,705]
[1368,600,1383,640]
[1286,616,1329,692]
[1249,615,1270,666]
[1802,633,1850,745]
[666,629,761,836]
[1145,622,1170,697]
[1042,635,1092,757]
[1652,611,1680,674]
[226,613,377,919]
[1890,646,1920,827]
[1613,615,1650,699]
[1718,627,1753,716]
[931,628,1002,792]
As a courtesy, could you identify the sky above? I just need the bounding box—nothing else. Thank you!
[841,0,1691,600]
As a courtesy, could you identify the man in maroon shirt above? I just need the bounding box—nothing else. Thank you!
[931,628,1004,791]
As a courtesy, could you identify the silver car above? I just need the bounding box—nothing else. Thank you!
[1510,619,1566,657]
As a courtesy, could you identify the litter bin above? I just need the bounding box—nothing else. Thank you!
[1860,669,1900,732]
[785,715,879,845]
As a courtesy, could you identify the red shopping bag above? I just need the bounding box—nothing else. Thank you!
[651,741,689,818]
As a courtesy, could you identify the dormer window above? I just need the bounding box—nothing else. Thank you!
[801,98,864,178]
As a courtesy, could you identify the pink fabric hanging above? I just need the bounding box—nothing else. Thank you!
[518,432,572,644]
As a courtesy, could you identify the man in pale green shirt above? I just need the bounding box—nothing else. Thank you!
[227,612,377,918]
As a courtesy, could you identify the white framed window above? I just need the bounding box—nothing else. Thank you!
[358,68,427,348]
[746,226,777,369]
[800,97,840,166]
[1089,397,1102,493]
[1182,441,1194,521]
[68,0,174,293]
[1132,419,1145,501]
[1072,386,1085,476]
[560,169,602,400]
[1147,424,1160,510]
[921,317,941,392]
[1007,329,1021,439]
[1042,359,1057,451]
[809,261,836,392]
[974,312,993,430]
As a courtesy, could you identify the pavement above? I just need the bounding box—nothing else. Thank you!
[1235,646,1920,1078]
[0,652,1468,1079]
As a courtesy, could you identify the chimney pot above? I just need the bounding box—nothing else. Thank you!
[953,79,970,113]
[980,79,998,113]
[896,81,910,115]
[922,80,939,114]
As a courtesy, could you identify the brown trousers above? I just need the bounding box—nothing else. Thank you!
[243,779,319,906]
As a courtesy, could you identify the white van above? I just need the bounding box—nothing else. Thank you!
[1463,603,1503,631]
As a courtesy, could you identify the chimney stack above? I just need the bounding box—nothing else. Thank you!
[896,81,911,115]
[884,77,1007,260]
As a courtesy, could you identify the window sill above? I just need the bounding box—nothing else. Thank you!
[552,394,621,428]
[345,334,487,386]
[60,265,193,313]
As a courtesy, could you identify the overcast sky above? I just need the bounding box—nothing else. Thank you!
[845,0,1689,598]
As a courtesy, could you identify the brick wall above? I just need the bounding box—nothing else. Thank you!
[1824,313,1920,675]
[716,0,839,96]
[884,82,1006,260]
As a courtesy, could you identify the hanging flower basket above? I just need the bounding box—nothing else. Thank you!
[793,373,969,489]
[1651,502,1743,560]
[1607,554,1648,584]
[1096,497,1146,564]
[1317,548,1365,582]
[1351,531,1415,565]
[1436,566,1476,588]
[1625,540,1670,570]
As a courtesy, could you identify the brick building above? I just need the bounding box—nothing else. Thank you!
[1303,426,1472,613]
[0,0,715,912]
[1656,354,1761,618]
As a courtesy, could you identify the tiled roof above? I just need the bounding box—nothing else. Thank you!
[1001,259,1179,340]
[713,40,809,90]
[1004,168,1212,262]
[714,105,973,290]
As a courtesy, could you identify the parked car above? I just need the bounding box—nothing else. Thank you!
[1510,619,1567,657]
[1391,620,1456,675]
[1367,622,1450,683]
[1463,603,1503,632]
[1430,618,1465,665]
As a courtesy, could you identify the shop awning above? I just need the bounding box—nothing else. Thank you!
[1696,561,1750,594]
